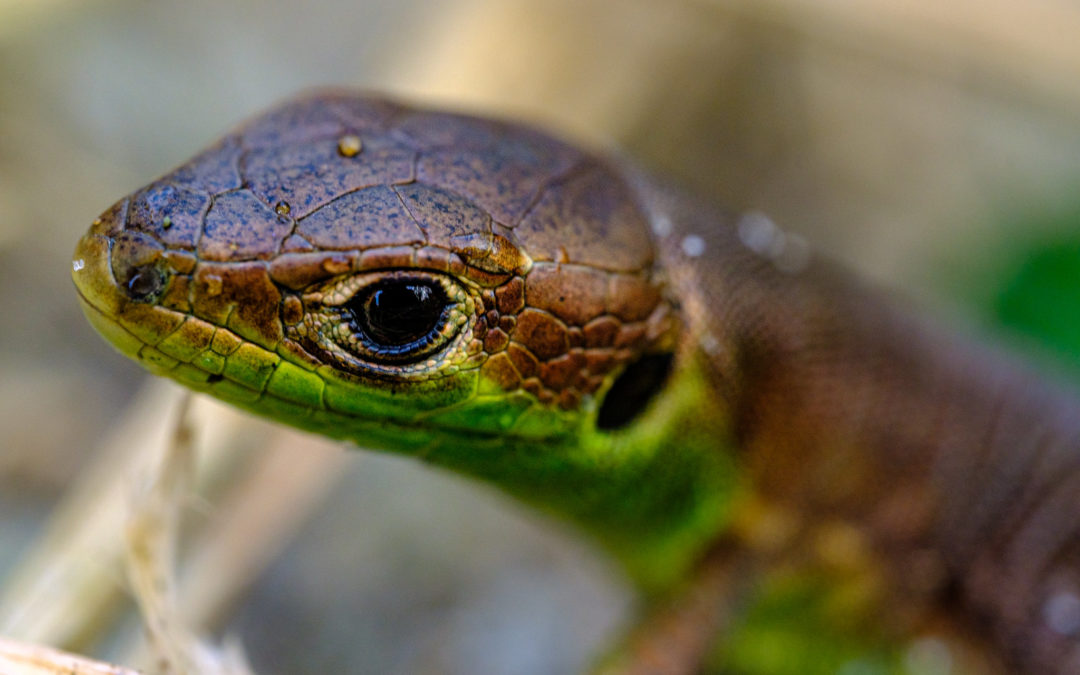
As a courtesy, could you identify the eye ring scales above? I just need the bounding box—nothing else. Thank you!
[290,270,477,378]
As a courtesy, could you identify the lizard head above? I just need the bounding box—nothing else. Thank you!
[72,92,680,455]
[72,92,739,586]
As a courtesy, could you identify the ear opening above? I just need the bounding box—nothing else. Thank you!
[595,352,675,431]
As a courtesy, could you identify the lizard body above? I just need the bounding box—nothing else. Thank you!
[72,91,1080,673]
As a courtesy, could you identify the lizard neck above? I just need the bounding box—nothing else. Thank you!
[636,180,1080,669]
[412,357,743,593]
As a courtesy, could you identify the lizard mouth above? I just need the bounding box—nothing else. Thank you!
[71,222,558,446]
[72,226,156,362]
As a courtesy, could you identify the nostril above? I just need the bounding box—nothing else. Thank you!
[110,231,169,303]
[122,264,168,301]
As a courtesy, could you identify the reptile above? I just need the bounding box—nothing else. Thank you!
[71,91,1080,673]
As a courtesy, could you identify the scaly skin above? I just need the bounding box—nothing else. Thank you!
[73,91,1080,673]
[71,92,738,592]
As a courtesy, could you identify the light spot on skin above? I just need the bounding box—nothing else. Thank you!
[737,210,811,274]
[337,134,362,158]
[681,234,706,257]
[651,213,672,237]
[72,259,85,272]
[1044,591,1080,636]
[903,637,952,675]
[321,256,352,275]
[203,274,223,297]
[700,332,722,357]
[737,211,779,255]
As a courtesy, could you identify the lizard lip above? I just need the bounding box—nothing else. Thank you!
[72,212,180,363]
[72,227,146,360]
[72,229,121,322]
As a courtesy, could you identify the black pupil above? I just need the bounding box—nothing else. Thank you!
[356,280,446,348]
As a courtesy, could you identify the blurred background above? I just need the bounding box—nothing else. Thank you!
[2,0,1080,673]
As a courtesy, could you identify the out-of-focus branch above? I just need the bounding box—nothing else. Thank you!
[0,636,141,675]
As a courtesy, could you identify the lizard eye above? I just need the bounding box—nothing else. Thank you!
[293,270,475,376]
[345,279,451,356]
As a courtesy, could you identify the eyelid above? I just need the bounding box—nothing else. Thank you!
[307,269,458,307]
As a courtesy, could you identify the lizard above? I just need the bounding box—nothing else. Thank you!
[71,90,1080,673]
